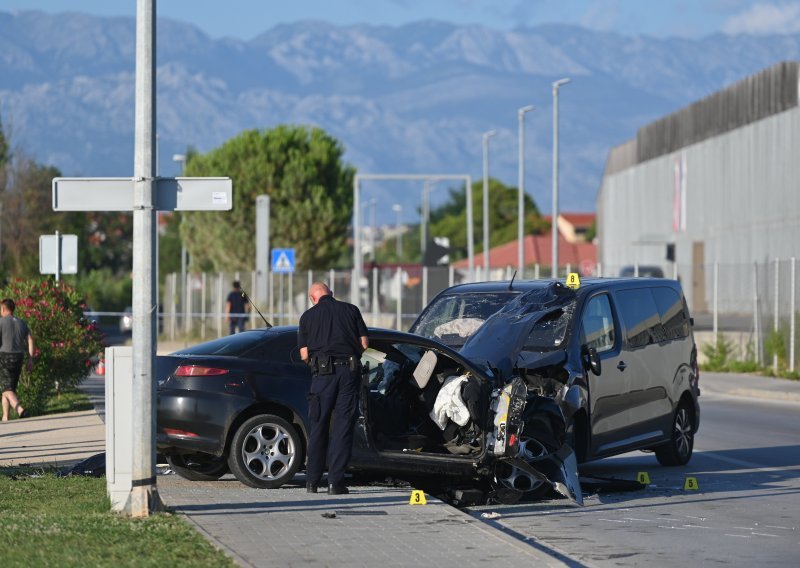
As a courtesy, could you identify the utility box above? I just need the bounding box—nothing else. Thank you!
[105,346,133,510]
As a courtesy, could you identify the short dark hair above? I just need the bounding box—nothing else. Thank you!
[1,299,15,313]
[232,281,241,289]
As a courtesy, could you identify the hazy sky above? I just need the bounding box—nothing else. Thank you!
[2,0,800,39]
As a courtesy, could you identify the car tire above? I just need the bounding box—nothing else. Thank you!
[227,414,303,489]
[655,401,694,466]
[166,453,229,481]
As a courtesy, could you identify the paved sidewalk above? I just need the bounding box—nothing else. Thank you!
[701,372,800,403]
[157,474,570,567]
[0,409,104,468]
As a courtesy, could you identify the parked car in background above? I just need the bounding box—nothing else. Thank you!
[156,326,583,504]
[618,265,665,278]
[410,276,700,468]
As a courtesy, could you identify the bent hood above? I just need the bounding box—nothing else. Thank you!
[459,282,577,380]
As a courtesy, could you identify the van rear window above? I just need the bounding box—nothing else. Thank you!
[616,289,662,348]
[652,287,690,339]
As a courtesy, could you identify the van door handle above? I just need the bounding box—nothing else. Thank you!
[616,361,627,371]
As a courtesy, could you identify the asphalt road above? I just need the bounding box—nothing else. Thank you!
[466,391,800,567]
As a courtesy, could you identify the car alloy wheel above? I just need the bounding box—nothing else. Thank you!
[494,437,550,495]
[166,453,229,481]
[656,401,694,466]
[227,414,302,489]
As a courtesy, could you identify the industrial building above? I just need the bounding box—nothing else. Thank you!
[597,61,800,328]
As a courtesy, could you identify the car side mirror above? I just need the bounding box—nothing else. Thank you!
[582,346,601,376]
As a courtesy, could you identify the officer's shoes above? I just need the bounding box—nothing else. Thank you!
[327,484,349,495]
[306,483,318,494]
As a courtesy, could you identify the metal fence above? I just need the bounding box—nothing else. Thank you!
[161,258,798,372]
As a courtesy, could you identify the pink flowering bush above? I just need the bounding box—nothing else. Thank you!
[0,278,104,414]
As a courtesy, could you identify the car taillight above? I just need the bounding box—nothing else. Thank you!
[163,428,199,438]
[175,365,229,377]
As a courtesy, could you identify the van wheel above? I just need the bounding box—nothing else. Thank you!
[166,453,229,481]
[655,401,694,466]
[227,414,303,489]
[493,437,551,500]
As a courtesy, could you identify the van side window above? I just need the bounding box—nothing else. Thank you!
[581,295,616,353]
[616,289,663,348]
[652,287,689,339]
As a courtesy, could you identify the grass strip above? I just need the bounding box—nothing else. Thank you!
[0,470,236,568]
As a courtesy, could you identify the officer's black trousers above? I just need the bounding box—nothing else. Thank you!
[306,365,360,487]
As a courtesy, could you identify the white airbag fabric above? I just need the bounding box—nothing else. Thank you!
[430,374,470,430]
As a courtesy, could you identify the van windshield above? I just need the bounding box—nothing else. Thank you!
[410,292,519,348]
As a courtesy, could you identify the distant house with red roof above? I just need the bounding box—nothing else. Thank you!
[453,213,597,274]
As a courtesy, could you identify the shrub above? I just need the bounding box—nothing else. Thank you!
[701,335,734,371]
[0,278,104,414]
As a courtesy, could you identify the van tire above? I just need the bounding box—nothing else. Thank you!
[655,401,694,466]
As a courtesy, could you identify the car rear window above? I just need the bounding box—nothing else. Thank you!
[173,331,269,356]
[411,291,519,347]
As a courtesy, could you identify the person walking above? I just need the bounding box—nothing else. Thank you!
[225,281,249,334]
[0,298,35,421]
[297,282,368,495]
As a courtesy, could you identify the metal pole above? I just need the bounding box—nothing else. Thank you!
[251,270,258,328]
[169,273,176,341]
[396,266,402,331]
[551,78,570,278]
[372,266,379,326]
[465,176,475,281]
[201,272,207,340]
[774,258,780,373]
[482,130,496,275]
[55,230,61,283]
[127,0,161,516]
[329,268,335,294]
[217,272,223,338]
[353,177,361,307]
[307,269,313,309]
[184,271,191,336]
[421,180,431,259]
[790,257,796,372]
[422,266,428,308]
[392,204,402,258]
[449,265,454,287]
[518,105,534,277]
[713,262,719,342]
[754,262,761,366]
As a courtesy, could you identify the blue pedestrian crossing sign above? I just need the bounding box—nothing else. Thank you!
[271,248,296,273]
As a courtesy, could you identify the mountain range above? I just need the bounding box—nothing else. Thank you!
[2,10,800,223]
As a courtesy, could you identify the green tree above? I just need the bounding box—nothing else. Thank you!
[385,178,547,263]
[0,277,103,414]
[180,126,356,271]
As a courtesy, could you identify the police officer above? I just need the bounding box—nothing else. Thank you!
[298,282,368,495]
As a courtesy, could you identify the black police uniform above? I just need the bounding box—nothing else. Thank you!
[297,294,368,492]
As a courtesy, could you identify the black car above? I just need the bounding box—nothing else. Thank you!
[157,326,582,504]
[409,276,700,467]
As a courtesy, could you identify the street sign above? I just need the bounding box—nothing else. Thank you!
[271,248,296,273]
[52,177,232,212]
[39,233,78,276]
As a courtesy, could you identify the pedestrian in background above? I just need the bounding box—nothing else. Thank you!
[298,282,368,495]
[0,298,35,421]
[225,281,249,334]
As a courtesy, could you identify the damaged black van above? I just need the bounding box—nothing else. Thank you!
[410,276,701,470]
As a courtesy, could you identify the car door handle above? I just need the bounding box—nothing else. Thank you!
[616,361,627,371]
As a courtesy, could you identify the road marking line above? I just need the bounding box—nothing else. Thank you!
[764,525,796,530]
[598,518,627,523]
[683,524,712,529]
[622,517,655,522]
[752,532,780,538]
[724,534,750,538]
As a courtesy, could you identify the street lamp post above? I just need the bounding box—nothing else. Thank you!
[551,78,571,278]
[172,154,188,308]
[363,198,377,262]
[392,203,403,258]
[421,179,443,260]
[517,105,535,278]
[482,130,496,276]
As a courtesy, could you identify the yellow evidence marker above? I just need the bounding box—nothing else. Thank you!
[409,490,428,505]
[684,477,699,490]
[637,472,651,485]
[566,272,581,290]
